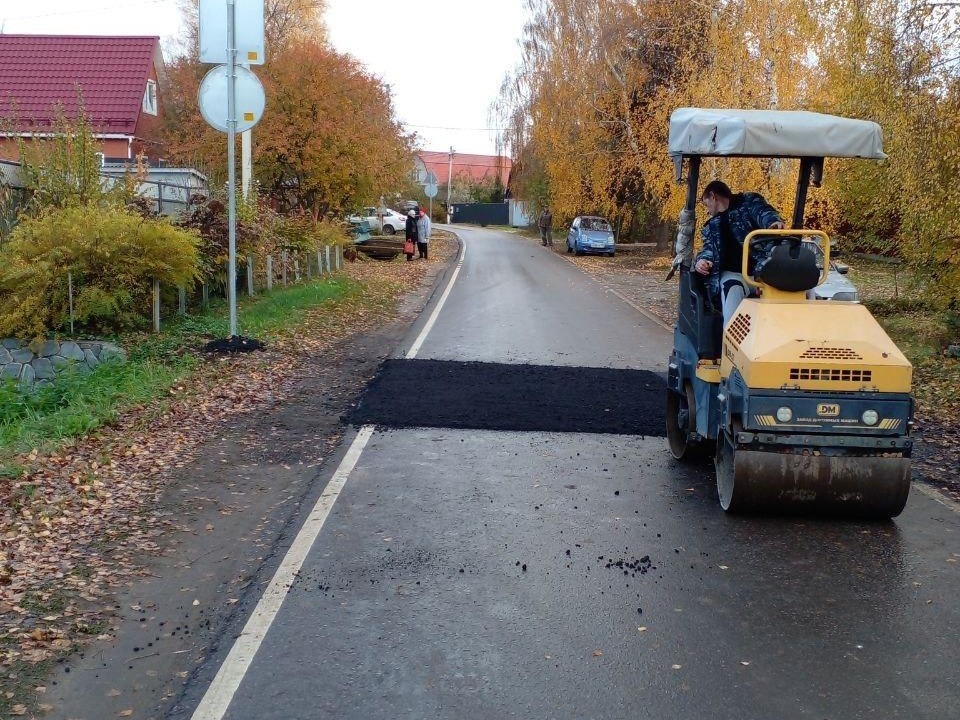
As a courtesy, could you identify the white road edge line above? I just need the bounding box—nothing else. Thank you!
[190,424,375,720]
[912,481,960,514]
[191,236,466,718]
[406,240,466,359]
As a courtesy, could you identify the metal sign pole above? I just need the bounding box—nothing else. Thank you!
[226,0,239,337]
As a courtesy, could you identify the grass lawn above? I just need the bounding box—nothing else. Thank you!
[848,257,960,417]
[0,276,357,472]
[0,239,457,717]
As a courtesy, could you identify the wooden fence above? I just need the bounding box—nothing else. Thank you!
[66,245,346,334]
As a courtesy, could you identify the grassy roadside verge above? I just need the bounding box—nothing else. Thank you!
[0,238,457,717]
[0,276,357,475]
[850,257,960,418]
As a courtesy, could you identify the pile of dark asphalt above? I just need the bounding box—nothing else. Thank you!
[349,359,667,435]
[202,335,266,354]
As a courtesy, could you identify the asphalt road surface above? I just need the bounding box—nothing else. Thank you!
[177,226,960,720]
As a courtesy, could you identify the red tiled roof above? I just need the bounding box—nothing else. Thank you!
[418,150,512,187]
[0,35,159,134]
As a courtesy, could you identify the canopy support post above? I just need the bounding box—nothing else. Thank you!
[791,157,823,229]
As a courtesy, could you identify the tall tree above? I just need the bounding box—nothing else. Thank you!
[163,2,412,217]
[498,0,960,303]
[254,38,412,217]
[174,0,328,57]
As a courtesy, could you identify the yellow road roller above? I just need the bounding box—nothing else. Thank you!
[665,108,913,517]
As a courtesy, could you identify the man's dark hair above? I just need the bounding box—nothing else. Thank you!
[702,180,732,200]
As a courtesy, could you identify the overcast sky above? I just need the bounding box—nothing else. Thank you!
[1,0,528,155]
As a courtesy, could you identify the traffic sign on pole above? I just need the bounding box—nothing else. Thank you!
[197,0,266,341]
[199,0,265,64]
[198,65,266,133]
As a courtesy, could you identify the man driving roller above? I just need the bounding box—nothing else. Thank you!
[694,180,785,324]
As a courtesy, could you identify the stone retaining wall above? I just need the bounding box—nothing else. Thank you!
[0,339,126,388]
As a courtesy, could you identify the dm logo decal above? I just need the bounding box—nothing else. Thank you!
[817,403,841,417]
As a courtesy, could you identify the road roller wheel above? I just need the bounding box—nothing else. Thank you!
[714,426,912,517]
[715,428,741,512]
[666,384,702,461]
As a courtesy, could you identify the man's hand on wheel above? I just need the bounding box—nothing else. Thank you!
[769,221,785,230]
[695,259,713,275]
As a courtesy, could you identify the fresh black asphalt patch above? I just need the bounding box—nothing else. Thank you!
[349,359,667,435]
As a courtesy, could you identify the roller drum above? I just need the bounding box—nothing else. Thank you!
[716,436,911,518]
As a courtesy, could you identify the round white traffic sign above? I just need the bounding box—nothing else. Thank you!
[198,64,266,133]
[424,182,438,198]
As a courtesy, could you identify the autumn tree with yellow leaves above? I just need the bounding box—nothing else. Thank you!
[163,0,413,218]
[500,0,960,304]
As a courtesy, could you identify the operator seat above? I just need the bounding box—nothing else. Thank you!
[755,238,822,292]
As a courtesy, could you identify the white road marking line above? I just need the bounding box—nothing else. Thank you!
[912,482,960,514]
[190,236,467,718]
[190,424,376,720]
[406,241,466,359]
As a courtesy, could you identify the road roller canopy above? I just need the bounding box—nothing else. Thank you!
[668,108,887,159]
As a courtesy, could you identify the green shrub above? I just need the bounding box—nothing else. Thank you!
[176,194,260,281]
[17,103,140,214]
[864,298,937,317]
[0,205,200,339]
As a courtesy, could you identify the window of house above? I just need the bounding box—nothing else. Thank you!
[143,80,158,116]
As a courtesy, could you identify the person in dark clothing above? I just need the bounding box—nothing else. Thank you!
[694,180,785,323]
[538,207,553,246]
[404,208,419,261]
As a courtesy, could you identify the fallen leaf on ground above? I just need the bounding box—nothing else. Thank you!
[592,650,603,657]
[0,240,459,673]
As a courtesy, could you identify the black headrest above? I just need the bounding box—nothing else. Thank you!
[755,240,821,292]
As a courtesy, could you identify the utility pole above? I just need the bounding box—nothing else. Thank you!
[446,146,454,223]
[226,0,238,337]
[241,129,252,198]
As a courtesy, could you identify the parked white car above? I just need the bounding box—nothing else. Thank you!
[347,207,408,235]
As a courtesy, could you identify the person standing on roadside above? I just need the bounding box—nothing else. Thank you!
[417,206,432,260]
[404,208,419,261]
[538,206,553,246]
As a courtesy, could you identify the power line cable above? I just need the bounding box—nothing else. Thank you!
[3,0,166,23]
[405,123,502,132]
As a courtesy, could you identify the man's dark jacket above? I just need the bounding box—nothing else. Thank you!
[695,192,783,302]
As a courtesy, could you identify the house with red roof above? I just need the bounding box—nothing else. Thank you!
[0,34,166,162]
[414,150,512,189]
